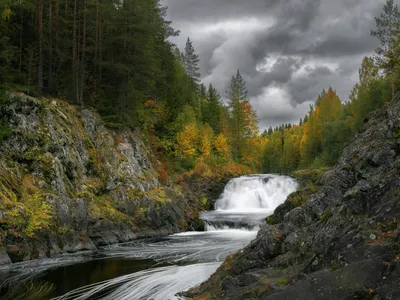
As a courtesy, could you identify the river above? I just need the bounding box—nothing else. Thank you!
[0,174,297,300]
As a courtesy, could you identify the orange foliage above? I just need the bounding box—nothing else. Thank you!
[189,161,214,177]
[175,175,185,184]
[114,134,124,146]
[241,100,259,138]
[144,99,158,108]
[158,162,168,185]
[222,163,252,176]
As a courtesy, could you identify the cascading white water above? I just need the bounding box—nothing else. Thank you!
[216,175,298,212]
[201,174,298,231]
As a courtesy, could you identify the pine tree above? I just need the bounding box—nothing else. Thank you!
[371,0,400,99]
[226,69,247,102]
[262,129,268,137]
[225,70,257,159]
[235,69,247,100]
[226,73,245,158]
[204,83,222,134]
[183,37,200,83]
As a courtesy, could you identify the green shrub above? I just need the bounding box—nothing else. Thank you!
[0,91,12,141]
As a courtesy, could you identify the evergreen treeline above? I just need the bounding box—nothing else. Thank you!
[0,0,262,176]
[1,0,399,179]
[0,0,188,127]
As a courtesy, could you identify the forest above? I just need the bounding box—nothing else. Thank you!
[0,0,400,179]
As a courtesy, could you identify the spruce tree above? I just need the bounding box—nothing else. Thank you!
[235,69,247,101]
[183,37,201,83]
[226,69,247,103]
[371,0,400,99]
[205,83,222,134]
[225,70,254,159]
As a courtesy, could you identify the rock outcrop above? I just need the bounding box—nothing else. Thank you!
[0,93,223,265]
[186,101,400,299]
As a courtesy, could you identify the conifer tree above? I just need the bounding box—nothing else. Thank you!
[371,0,400,99]
[226,69,247,102]
[183,37,201,83]
[226,70,257,159]
[203,83,222,134]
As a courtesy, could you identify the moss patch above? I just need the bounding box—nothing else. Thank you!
[88,194,130,223]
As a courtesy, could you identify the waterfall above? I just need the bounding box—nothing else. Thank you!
[200,175,297,231]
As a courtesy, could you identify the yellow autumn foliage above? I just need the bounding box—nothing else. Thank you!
[199,125,214,158]
[177,123,199,157]
[214,133,230,159]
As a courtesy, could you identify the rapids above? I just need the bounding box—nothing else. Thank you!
[0,174,297,300]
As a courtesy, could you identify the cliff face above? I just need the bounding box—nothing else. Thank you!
[0,93,222,265]
[187,100,400,299]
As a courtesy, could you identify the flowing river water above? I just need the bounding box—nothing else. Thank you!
[0,175,297,300]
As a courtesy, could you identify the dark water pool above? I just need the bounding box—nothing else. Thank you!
[0,256,156,300]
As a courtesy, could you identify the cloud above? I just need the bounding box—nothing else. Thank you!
[162,0,397,128]
[253,85,313,130]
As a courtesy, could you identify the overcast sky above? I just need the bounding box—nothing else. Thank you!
[162,0,399,130]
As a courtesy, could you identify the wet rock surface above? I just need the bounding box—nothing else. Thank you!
[186,102,400,299]
[0,93,225,264]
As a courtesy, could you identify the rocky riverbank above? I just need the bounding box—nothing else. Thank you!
[186,100,400,299]
[0,92,226,265]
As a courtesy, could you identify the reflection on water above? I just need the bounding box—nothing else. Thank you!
[0,257,155,300]
[44,258,156,298]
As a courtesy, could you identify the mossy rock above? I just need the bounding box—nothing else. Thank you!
[291,168,330,185]
[266,168,327,225]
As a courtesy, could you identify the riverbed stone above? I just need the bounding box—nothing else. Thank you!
[0,247,11,265]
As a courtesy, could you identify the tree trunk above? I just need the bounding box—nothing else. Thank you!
[48,0,53,89]
[19,1,24,73]
[95,0,99,60]
[99,16,103,85]
[38,0,44,89]
[64,0,68,28]
[28,50,33,94]
[72,0,78,103]
[55,0,59,40]
[79,0,86,105]
[93,0,100,99]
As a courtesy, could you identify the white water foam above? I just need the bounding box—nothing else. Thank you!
[201,174,298,230]
[215,174,298,213]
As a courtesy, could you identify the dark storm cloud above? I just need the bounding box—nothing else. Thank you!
[162,0,397,128]
[163,0,281,23]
